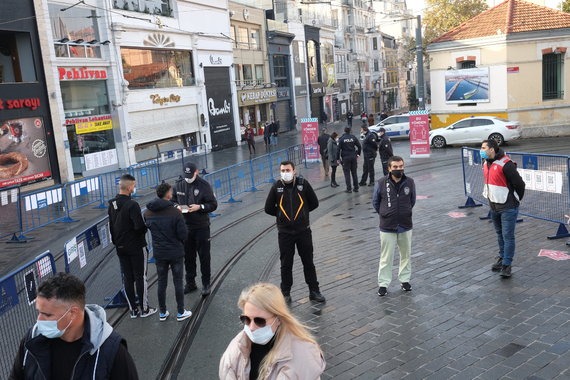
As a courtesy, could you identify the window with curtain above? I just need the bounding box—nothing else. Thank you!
[250,29,260,50]
[255,65,264,83]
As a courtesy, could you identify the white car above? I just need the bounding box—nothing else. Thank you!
[369,114,410,138]
[429,116,521,148]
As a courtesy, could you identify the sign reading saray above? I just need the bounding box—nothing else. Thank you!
[301,118,319,162]
[409,110,430,158]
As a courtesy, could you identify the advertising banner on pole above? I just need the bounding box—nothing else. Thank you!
[409,110,430,158]
[301,118,319,162]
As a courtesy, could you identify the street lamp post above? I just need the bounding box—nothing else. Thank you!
[358,61,365,114]
[415,15,425,110]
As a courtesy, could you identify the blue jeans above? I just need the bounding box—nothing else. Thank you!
[156,257,185,314]
[270,135,278,145]
[489,207,518,266]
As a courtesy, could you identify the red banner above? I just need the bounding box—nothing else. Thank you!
[301,118,320,161]
[409,112,430,158]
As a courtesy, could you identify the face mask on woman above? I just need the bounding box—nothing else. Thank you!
[243,318,278,345]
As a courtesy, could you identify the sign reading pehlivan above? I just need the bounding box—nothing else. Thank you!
[409,110,430,158]
[301,118,319,162]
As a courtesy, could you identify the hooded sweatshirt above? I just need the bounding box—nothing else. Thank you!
[10,304,138,380]
[143,198,187,260]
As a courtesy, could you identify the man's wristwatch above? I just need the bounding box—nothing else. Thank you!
[200,204,204,210]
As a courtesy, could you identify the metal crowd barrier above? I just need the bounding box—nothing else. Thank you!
[0,186,20,241]
[20,186,66,233]
[63,216,125,308]
[158,144,208,181]
[0,251,56,380]
[64,176,106,221]
[460,147,570,239]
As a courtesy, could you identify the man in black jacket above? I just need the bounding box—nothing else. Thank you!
[171,162,218,296]
[480,139,525,278]
[372,156,416,297]
[264,160,325,303]
[108,174,156,318]
[144,183,191,322]
[10,273,138,380]
[377,127,394,176]
[317,127,330,177]
[359,125,378,186]
[338,127,362,193]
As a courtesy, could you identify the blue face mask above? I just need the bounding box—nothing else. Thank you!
[480,150,489,160]
[35,307,72,339]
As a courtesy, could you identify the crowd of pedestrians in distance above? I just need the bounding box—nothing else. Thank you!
[10,110,527,379]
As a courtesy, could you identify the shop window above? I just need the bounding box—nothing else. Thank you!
[255,65,264,84]
[459,60,476,69]
[237,27,249,49]
[0,32,37,83]
[121,48,195,89]
[48,4,101,58]
[250,29,260,50]
[543,52,564,100]
[273,55,288,87]
[242,64,253,84]
[113,0,172,16]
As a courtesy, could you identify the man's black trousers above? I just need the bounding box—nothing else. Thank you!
[184,226,211,287]
[278,228,319,294]
[117,248,149,312]
[361,156,375,184]
[342,157,359,190]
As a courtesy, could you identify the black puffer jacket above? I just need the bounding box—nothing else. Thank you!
[372,174,416,231]
[378,134,394,161]
[361,132,378,158]
[143,198,187,260]
[264,176,319,234]
[171,176,218,228]
[108,194,147,253]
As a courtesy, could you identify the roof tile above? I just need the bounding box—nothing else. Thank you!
[431,0,570,43]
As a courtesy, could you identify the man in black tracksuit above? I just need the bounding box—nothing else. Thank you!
[144,183,191,321]
[359,125,378,186]
[338,127,362,193]
[108,174,155,318]
[264,160,325,304]
[317,127,330,177]
[171,162,218,296]
[377,127,394,175]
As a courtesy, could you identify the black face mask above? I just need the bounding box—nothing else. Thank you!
[391,170,404,179]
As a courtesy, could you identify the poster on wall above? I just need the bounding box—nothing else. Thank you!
[301,118,319,162]
[409,111,431,158]
[204,67,236,150]
[445,67,490,103]
[0,117,52,188]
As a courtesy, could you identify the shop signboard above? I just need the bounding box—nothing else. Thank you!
[237,88,277,107]
[311,83,325,97]
[75,118,113,135]
[409,111,430,158]
[204,67,236,149]
[0,117,52,188]
[301,118,319,162]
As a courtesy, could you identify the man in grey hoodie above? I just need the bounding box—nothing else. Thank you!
[10,273,138,379]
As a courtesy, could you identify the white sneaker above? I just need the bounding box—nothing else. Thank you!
[159,311,169,321]
[140,307,157,318]
[177,310,192,322]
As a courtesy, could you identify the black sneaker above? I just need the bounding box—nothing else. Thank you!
[282,291,292,304]
[491,257,503,272]
[353,187,359,192]
[359,182,366,186]
[401,282,412,291]
[377,287,387,297]
[184,282,197,294]
[309,290,326,303]
[368,183,375,186]
[345,189,352,193]
[130,308,140,319]
[201,284,211,297]
[500,265,512,278]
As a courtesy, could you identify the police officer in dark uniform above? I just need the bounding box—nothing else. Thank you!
[171,162,218,296]
[338,127,362,193]
[264,160,325,304]
[378,127,394,176]
[359,125,378,186]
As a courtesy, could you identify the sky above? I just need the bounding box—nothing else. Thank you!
[406,0,561,15]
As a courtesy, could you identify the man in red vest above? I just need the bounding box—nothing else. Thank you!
[480,139,525,278]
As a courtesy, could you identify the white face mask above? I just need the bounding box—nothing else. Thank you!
[185,176,196,184]
[281,172,294,183]
[35,307,73,339]
[243,319,277,345]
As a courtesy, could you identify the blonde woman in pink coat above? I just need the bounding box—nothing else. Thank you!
[219,283,325,379]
